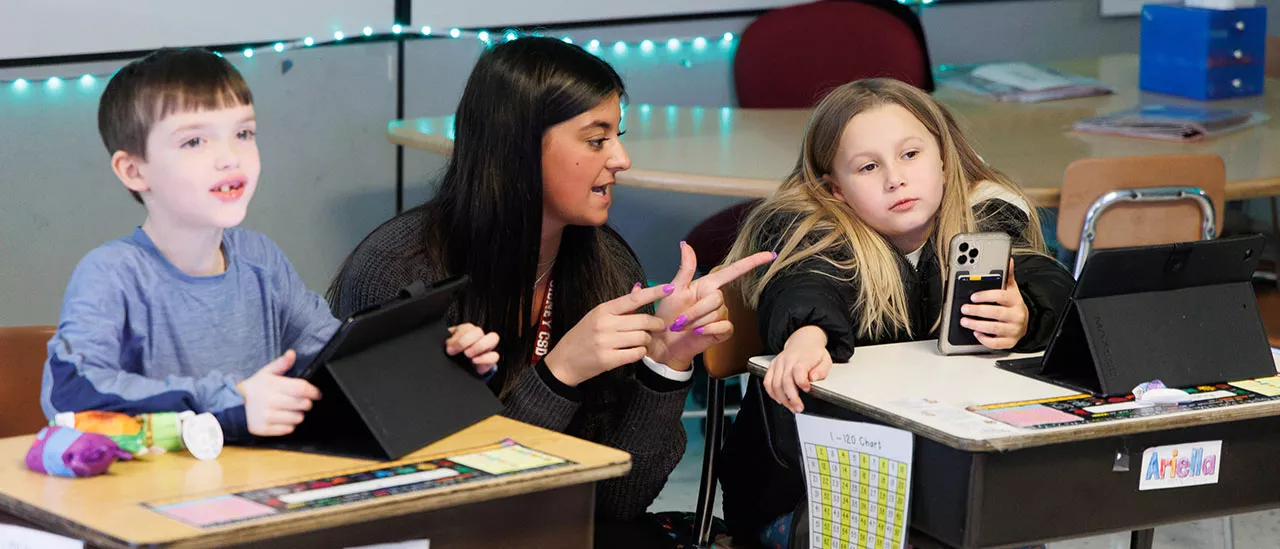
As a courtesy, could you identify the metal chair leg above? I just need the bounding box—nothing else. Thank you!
[694,376,726,546]
[1129,528,1155,549]
[1270,196,1280,291]
[1222,516,1235,549]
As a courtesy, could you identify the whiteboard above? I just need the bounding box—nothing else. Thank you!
[0,0,395,61]
[410,0,808,30]
[1100,0,1180,17]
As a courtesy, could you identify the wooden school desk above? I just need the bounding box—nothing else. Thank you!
[388,54,1280,208]
[0,416,630,548]
[747,341,1280,549]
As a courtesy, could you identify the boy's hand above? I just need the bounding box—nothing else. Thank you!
[446,323,500,375]
[236,350,322,437]
[961,259,1029,350]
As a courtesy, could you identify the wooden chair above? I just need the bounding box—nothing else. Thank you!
[1267,36,1280,78]
[691,282,767,547]
[1057,154,1226,278]
[0,326,56,438]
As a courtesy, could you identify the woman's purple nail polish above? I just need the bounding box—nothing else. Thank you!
[680,240,687,247]
[670,315,688,332]
[663,284,676,294]
[633,282,642,291]
[771,251,778,260]
[694,326,705,335]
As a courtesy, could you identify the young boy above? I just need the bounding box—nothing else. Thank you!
[39,48,339,440]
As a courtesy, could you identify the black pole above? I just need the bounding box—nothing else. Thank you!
[394,0,410,214]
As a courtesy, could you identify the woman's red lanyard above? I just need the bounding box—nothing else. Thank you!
[531,279,554,364]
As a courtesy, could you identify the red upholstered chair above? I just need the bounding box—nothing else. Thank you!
[683,200,763,274]
[734,0,935,108]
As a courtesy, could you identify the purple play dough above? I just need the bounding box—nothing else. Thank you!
[25,426,133,478]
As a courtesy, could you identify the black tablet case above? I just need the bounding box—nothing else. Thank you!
[266,276,501,460]
[997,235,1273,396]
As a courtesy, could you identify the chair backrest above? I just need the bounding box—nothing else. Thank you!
[1267,36,1280,78]
[0,326,55,438]
[704,282,763,380]
[1057,154,1226,254]
[684,199,762,274]
[734,0,934,109]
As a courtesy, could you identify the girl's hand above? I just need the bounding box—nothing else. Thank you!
[645,242,776,369]
[543,284,674,387]
[762,326,832,413]
[961,259,1028,350]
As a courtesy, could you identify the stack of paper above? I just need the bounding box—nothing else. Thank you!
[937,62,1113,103]
[1071,104,1269,142]
[0,523,83,549]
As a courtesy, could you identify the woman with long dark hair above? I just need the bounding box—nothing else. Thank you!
[329,37,772,537]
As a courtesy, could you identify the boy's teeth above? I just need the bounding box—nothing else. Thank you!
[219,184,230,192]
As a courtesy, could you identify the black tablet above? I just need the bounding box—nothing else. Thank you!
[292,275,470,380]
[997,234,1270,396]
[264,275,501,460]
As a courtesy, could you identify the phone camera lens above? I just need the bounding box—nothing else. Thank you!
[958,243,969,252]
[957,255,968,265]
[968,248,979,258]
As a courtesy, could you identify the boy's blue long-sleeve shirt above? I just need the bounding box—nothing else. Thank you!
[40,227,340,439]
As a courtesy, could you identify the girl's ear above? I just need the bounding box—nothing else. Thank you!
[823,174,845,203]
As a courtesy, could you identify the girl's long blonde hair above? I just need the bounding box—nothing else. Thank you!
[724,78,1046,340]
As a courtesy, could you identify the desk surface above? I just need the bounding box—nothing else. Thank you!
[0,416,630,548]
[389,55,1280,207]
[747,341,1280,453]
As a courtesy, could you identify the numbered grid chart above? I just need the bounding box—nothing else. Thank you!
[805,443,908,549]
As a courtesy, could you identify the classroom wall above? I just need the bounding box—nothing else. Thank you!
[0,44,398,326]
[0,0,1261,325]
[922,0,1140,65]
[0,0,394,61]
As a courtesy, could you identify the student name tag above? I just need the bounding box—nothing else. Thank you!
[1138,440,1222,491]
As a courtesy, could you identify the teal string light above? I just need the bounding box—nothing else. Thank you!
[2,26,744,91]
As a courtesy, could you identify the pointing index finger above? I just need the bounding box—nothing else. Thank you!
[696,251,776,292]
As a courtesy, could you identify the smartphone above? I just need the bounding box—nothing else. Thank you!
[938,232,1012,355]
